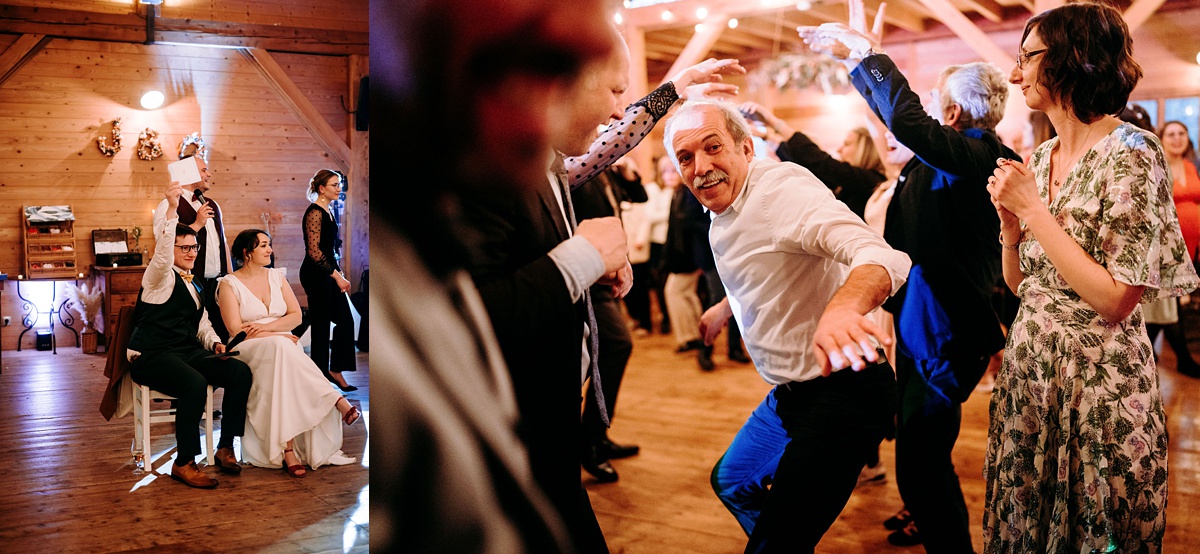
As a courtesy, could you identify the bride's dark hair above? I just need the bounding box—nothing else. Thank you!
[231,228,270,271]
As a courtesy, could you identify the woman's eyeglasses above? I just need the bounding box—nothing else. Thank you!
[1017,49,1047,69]
[175,244,201,253]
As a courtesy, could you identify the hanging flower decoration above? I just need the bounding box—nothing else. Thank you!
[136,128,163,161]
[747,53,852,96]
[179,132,208,161]
[96,118,122,157]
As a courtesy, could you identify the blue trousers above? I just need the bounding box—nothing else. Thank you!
[711,363,895,553]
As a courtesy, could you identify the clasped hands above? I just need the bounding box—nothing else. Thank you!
[986,157,1043,232]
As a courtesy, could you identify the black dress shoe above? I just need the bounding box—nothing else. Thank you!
[675,340,703,353]
[728,350,751,364]
[886,521,922,546]
[698,346,715,371]
[883,508,913,530]
[1179,359,1200,379]
[596,438,640,459]
[581,445,619,483]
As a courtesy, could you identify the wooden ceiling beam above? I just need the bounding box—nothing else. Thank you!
[0,34,49,88]
[239,48,351,172]
[661,13,730,85]
[959,0,1005,23]
[916,0,1014,67]
[0,5,366,56]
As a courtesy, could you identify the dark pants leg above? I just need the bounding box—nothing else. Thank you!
[745,363,896,554]
[649,244,670,333]
[199,277,228,343]
[306,276,358,377]
[129,347,252,461]
[894,353,982,554]
[702,268,744,356]
[582,287,634,443]
[575,485,610,554]
[624,262,653,331]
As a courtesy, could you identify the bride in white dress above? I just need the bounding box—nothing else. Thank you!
[217,229,361,477]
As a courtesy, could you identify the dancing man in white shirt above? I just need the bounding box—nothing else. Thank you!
[663,99,910,553]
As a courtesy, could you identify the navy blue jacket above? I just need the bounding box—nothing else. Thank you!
[852,54,1019,361]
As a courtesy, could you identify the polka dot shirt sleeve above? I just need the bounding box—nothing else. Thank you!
[564,82,679,188]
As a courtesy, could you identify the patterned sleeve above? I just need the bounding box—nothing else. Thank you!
[564,81,679,187]
[1099,128,1200,301]
[304,206,337,275]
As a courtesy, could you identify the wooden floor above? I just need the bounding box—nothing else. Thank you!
[0,347,369,552]
[588,324,1200,553]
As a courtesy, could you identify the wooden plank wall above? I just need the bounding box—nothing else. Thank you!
[0,24,366,351]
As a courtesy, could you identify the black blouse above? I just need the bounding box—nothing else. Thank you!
[303,203,340,275]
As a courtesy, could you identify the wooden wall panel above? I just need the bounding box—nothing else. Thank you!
[0,36,363,351]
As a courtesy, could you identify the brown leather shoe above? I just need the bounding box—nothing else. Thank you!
[213,446,242,475]
[170,461,219,489]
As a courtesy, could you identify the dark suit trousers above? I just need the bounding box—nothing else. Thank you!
[582,286,633,442]
[623,261,653,331]
[129,346,252,460]
[745,363,895,553]
[198,276,228,343]
[894,352,987,554]
[304,274,357,375]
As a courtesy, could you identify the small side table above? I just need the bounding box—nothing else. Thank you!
[15,278,80,354]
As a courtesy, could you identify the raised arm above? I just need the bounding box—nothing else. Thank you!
[565,58,746,187]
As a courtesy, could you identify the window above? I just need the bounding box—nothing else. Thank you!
[1163,97,1200,146]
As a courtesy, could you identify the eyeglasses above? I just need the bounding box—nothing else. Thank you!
[1017,49,1047,69]
[175,244,200,253]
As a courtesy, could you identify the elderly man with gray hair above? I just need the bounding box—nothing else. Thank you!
[664,97,911,552]
[801,18,1018,552]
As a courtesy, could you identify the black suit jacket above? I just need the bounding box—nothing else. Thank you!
[852,54,1018,362]
[460,176,587,529]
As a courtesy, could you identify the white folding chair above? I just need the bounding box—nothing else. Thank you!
[132,383,215,470]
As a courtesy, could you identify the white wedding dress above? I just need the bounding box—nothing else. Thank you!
[218,268,355,470]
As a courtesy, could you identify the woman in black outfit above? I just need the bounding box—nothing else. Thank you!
[740,101,886,218]
[300,169,357,392]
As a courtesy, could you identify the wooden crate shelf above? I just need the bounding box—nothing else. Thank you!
[23,205,78,280]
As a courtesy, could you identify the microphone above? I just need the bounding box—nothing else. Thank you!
[193,189,207,206]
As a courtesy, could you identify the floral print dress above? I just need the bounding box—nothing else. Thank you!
[984,123,1199,553]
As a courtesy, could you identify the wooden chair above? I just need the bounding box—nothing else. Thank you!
[133,383,214,470]
[103,304,215,471]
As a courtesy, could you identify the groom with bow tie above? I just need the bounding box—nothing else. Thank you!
[128,182,252,488]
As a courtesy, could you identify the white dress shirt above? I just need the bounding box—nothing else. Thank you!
[154,189,222,279]
[710,159,911,385]
[127,217,222,361]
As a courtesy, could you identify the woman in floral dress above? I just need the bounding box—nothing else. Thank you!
[985,3,1199,552]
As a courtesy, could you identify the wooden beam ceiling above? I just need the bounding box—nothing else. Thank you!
[0,5,366,56]
[0,34,48,87]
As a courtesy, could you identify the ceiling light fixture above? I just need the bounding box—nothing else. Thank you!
[140,90,165,110]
